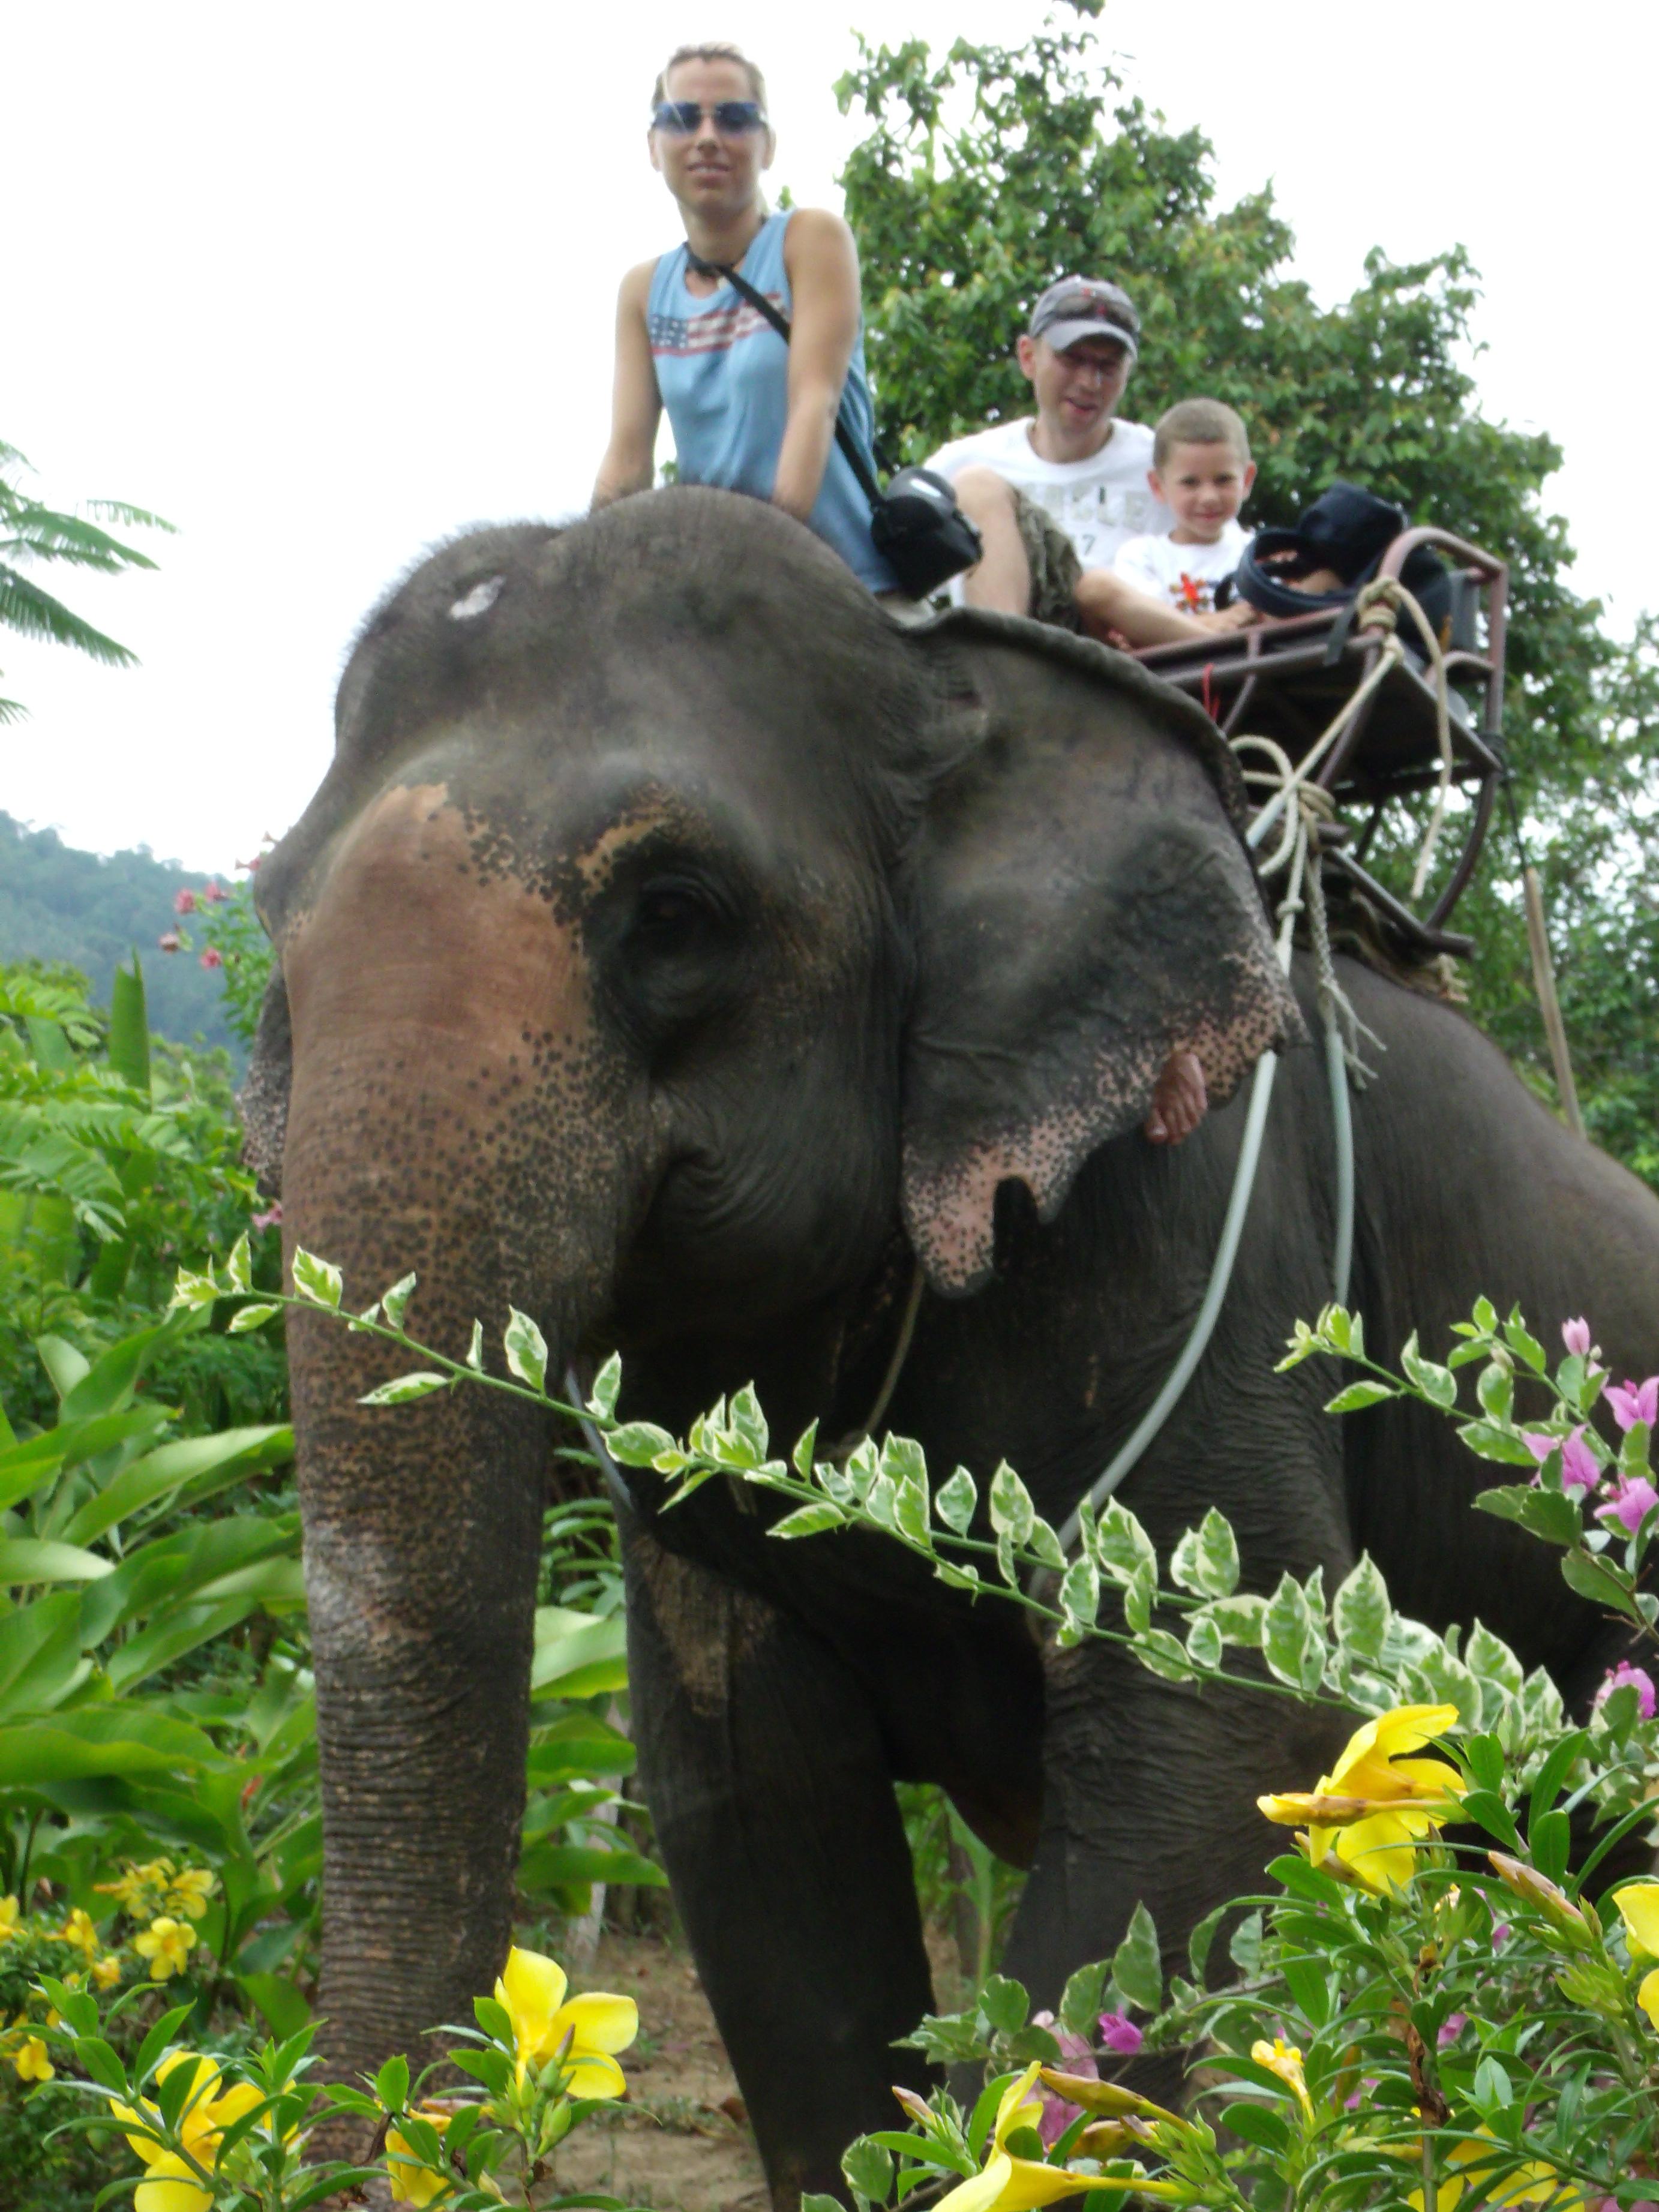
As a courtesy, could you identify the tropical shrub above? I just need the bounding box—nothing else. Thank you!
[158,869,275,1053]
[0,966,662,2198]
[214,1248,1659,2208]
[34,1938,645,2208]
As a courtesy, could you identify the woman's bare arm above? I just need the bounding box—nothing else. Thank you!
[772,209,862,523]
[592,262,661,508]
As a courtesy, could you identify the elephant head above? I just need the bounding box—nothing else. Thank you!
[245,488,1298,2079]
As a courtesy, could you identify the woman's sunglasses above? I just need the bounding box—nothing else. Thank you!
[651,99,767,136]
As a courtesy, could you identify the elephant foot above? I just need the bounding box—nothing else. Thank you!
[1143,1049,1207,1146]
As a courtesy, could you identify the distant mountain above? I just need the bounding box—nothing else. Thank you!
[0,811,242,1060]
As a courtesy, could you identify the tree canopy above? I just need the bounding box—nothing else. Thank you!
[838,7,1657,1186]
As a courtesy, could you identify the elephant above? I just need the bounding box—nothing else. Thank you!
[242,486,1659,2208]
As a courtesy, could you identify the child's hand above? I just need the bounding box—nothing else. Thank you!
[1195,601,1259,632]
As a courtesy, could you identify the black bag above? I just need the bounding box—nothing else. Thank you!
[1231,479,1454,637]
[689,253,983,598]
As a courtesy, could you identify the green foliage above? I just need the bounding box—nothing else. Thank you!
[38,1949,650,2209]
[0,966,659,2193]
[0,439,172,725]
[897,1781,1025,2003]
[265,1245,1659,2203]
[836,11,1657,1187]
[163,868,277,1049]
[0,958,277,1433]
[0,814,241,1058]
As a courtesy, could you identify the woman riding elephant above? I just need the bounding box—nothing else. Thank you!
[593,41,899,597]
[243,487,1659,2209]
[591,41,1205,1151]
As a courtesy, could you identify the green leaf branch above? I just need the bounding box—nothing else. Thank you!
[191,1251,1602,1754]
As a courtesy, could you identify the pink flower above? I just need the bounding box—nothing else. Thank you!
[1605,1377,1659,1433]
[251,1203,283,1232]
[1098,2010,1144,2057]
[157,931,182,953]
[1562,1317,1592,1356]
[200,880,227,904]
[1597,1476,1659,1538]
[1595,1661,1657,1720]
[1031,2013,1098,2147]
[1490,1921,1510,1949]
[173,887,196,915]
[199,947,224,971]
[1522,1427,1601,1499]
[1437,2013,1468,2048]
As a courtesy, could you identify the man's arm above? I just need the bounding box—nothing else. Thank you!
[592,262,662,509]
[772,209,863,523]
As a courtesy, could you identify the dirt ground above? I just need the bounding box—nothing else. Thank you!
[549,1923,965,2209]
[550,1930,771,2210]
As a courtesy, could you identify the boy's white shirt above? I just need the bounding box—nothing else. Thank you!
[1113,520,1251,613]
[925,415,1174,572]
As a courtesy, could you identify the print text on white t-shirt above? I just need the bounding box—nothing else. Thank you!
[925,416,1173,571]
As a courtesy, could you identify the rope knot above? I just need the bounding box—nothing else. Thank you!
[1354,578,1402,635]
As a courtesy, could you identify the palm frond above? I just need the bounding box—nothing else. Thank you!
[0,694,25,725]
[0,506,161,574]
[82,499,175,536]
[0,564,138,665]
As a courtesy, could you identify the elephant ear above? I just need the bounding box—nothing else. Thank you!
[899,613,1303,1296]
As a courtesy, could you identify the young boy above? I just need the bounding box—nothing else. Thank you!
[1113,398,1255,616]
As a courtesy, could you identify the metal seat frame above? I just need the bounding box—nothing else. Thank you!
[1133,529,1511,956]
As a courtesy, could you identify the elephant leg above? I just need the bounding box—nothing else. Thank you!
[624,1522,933,2210]
[1003,1639,1349,2094]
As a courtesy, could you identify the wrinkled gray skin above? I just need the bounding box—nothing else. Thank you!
[245,490,1659,2208]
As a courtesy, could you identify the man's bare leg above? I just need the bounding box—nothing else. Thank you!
[950,467,1034,614]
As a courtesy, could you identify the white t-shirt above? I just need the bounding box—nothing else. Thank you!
[1113,521,1251,614]
[926,415,1172,571]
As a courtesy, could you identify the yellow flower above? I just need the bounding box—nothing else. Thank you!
[92,1952,122,1989]
[57,1905,100,1959]
[1612,1883,1659,2028]
[1250,2036,1314,2120]
[385,2107,454,2205]
[0,1895,19,1941]
[165,1868,215,1923]
[97,1859,172,1916]
[494,1945,638,2097]
[1404,2127,1586,2210]
[1614,1881,1659,1960]
[1258,1704,1466,1894]
[131,2153,214,2212]
[109,2051,264,2212]
[13,2033,53,2083]
[133,1916,196,1981]
[934,2063,1180,2211]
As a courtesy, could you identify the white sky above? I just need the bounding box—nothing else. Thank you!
[7,1,1653,873]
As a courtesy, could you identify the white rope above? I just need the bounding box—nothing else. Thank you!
[1241,574,1456,913]
[1052,710,1374,1556]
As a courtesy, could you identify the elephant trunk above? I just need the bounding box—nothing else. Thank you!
[277,785,633,2081]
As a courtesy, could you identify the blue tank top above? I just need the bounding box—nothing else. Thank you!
[647,211,898,595]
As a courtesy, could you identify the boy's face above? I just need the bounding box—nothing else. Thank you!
[1150,439,1256,540]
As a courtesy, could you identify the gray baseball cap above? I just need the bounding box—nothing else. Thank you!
[1028,275,1140,360]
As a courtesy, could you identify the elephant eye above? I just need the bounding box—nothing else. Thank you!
[630,878,720,949]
